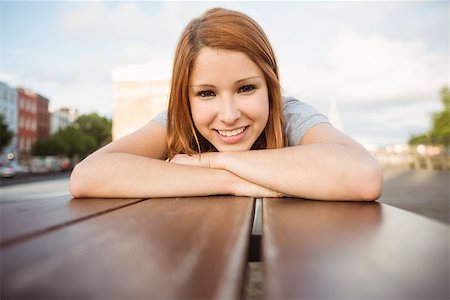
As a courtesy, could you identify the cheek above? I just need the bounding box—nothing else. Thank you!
[190,103,214,130]
[250,96,270,128]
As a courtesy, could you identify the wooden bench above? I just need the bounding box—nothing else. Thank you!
[1,195,254,299]
[262,198,449,299]
[1,195,448,299]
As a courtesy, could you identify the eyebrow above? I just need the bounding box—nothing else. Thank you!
[190,76,261,88]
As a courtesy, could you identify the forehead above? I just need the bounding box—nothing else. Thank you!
[190,47,263,83]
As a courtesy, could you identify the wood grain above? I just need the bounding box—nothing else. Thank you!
[262,198,449,299]
[0,195,142,246]
[1,196,254,299]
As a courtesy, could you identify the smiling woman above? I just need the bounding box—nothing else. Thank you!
[70,7,383,200]
[187,48,270,153]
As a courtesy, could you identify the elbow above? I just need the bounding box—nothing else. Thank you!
[356,160,383,201]
[70,162,90,198]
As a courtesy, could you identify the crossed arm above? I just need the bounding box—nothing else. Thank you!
[70,121,382,200]
[171,123,383,201]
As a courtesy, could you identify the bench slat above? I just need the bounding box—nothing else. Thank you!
[1,196,254,299]
[262,198,449,299]
[0,195,142,246]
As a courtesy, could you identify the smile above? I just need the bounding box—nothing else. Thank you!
[217,126,247,137]
[214,126,249,144]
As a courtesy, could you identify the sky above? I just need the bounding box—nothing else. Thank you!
[0,1,448,147]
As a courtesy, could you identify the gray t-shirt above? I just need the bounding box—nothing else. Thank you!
[152,96,329,146]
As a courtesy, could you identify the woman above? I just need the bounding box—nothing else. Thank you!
[70,8,382,200]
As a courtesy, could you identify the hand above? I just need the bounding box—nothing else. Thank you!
[170,153,283,198]
[233,178,284,198]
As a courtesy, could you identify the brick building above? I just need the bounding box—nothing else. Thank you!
[17,88,37,160]
[37,94,50,138]
[16,89,51,160]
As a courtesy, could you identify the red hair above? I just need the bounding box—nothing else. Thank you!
[167,8,286,159]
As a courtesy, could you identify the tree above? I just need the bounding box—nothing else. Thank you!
[32,113,111,159]
[409,86,450,148]
[75,113,112,149]
[55,125,97,158]
[33,136,68,156]
[0,114,14,153]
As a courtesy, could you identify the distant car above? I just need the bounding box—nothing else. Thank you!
[0,161,16,178]
[0,161,29,178]
[15,164,30,176]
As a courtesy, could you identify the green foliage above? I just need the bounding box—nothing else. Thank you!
[32,113,112,158]
[75,113,112,148]
[55,125,97,158]
[409,86,450,148]
[33,136,68,156]
[0,114,14,153]
[409,134,428,145]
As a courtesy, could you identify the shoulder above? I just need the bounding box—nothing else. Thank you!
[152,110,168,129]
[281,96,330,146]
[282,96,323,116]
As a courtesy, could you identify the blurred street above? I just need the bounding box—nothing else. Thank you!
[0,173,70,202]
[0,169,448,224]
[380,169,449,224]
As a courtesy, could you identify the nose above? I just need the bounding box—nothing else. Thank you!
[218,96,241,125]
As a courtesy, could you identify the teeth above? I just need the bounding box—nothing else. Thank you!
[218,126,246,137]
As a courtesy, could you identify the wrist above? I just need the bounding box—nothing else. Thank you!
[211,151,229,170]
[216,168,239,195]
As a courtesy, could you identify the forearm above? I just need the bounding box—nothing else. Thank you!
[217,144,383,201]
[70,152,235,198]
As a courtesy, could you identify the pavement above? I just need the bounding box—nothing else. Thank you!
[0,171,71,188]
[380,169,449,224]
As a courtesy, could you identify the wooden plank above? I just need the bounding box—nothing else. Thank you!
[262,198,449,300]
[0,195,143,247]
[1,196,255,299]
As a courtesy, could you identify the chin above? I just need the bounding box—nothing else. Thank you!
[215,144,253,152]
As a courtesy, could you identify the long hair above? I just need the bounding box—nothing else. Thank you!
[167,7,286,160]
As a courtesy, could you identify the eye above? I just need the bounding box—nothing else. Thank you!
[196,90,216,98]
[238,85,256,94]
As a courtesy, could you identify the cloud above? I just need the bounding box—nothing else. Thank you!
[0,71,17,82]
[59,2,155,40]
[56,2,218,64]
[58,2,210,45]
[280,30,447,106]
[276,28,447,146]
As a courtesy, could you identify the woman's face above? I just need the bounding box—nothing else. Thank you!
[188,47,269,152]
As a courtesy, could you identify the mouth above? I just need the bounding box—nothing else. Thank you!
[215,126,248,137]
[214,126,249,144]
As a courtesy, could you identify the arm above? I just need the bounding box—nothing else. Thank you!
[172,123,383,201]
[70,121,279,198]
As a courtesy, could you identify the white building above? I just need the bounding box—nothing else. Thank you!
[111,61,171,140]
[0,81,18,160]
[50,107,78,134]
